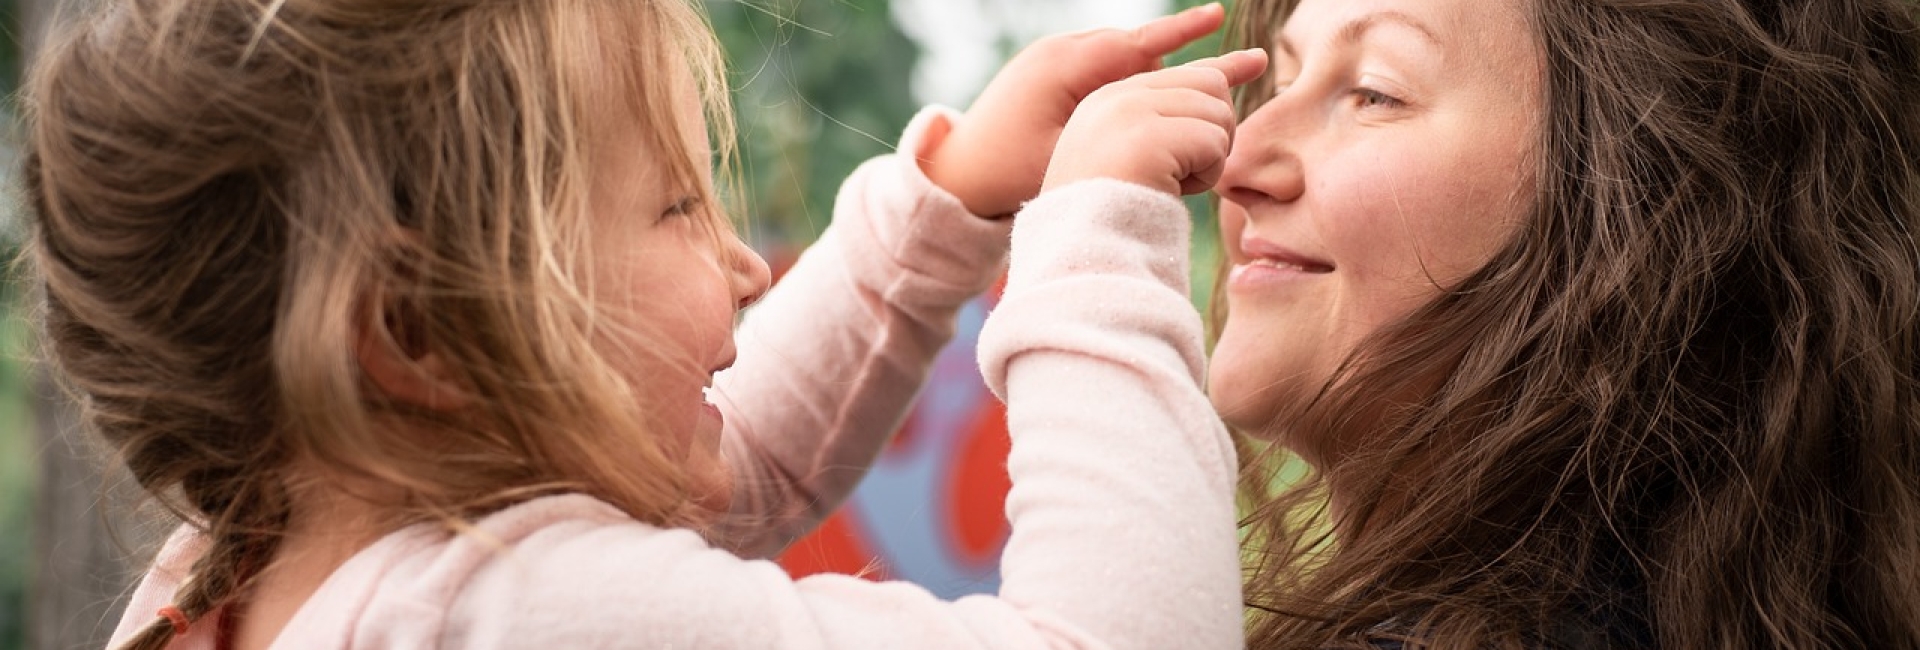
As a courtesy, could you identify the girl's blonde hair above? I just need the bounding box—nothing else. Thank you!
[21,1,739,648]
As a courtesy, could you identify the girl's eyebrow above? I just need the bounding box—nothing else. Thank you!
[1275,10,1446,62]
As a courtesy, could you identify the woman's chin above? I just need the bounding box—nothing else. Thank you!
[1208,381,1284,438]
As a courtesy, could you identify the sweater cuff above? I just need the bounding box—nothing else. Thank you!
[832,105,1011,302]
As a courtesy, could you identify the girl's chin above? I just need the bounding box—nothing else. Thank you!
[691,481,733,517]
[686,462,733,515]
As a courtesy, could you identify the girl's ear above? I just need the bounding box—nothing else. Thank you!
[354,291,471,411]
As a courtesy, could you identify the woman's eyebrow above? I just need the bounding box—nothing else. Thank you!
[1275,10,1446,62]
[1340,11,1443,49]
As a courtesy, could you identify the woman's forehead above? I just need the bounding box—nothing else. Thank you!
[1272,0,1532,51]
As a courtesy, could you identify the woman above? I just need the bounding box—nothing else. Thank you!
[1211,0,1920,647]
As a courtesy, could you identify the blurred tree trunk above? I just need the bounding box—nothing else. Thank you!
[19,0,53,53]
[23,3,150,650]
[28,385,147,650]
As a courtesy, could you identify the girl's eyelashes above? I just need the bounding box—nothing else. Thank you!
[662,195,702,221]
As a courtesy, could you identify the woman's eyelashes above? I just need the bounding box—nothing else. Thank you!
[1267,79,1410,113]
[1350,85,1406,110]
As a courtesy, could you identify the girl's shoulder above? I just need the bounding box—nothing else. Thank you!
[115,495,714,648]
[126,495,1069,649]
[254,495,798,648]
[293,494,1026,648]
[313,492,779,607]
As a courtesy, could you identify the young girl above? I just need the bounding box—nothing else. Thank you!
[22,1,1266,648]
[1194,0,1919,646]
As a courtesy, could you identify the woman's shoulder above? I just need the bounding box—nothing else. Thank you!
[1350,620,1654,650]
[1351,597,1656,650]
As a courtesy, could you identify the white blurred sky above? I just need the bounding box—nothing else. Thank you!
[891,0,1174,107]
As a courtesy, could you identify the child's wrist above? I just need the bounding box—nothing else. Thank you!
[917,115,1011,219]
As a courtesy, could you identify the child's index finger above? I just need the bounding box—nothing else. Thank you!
[1131,3,1227,58]
[1189,48,1270,89]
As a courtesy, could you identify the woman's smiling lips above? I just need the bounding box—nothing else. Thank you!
[1229,232,1334,288]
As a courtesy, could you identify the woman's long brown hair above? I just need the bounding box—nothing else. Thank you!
[1225,0,1920,647]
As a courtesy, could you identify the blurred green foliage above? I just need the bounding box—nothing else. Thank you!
[707,0,919,246]
[703,0,1225,306]
[3,0,30,642]
[1,297,29,650]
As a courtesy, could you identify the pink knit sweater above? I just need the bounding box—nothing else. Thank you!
[109,109,1241,650]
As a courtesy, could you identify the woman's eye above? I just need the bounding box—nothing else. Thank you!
[1351,83,1413,110]
[1351,87,1405,109]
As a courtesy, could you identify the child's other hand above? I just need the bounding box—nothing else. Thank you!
[1043,49,1268,197]
[922,3,1229,218]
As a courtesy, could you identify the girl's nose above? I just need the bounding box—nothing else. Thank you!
[726,234,771,310]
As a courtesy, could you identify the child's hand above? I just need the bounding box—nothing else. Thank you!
[1043,49,1268,197]
[922,3,1230,218]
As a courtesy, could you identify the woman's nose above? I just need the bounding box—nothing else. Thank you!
[1217,98,1306,208]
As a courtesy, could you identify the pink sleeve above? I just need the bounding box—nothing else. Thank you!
[705,106,1013,557]
[978,179,1243,650]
